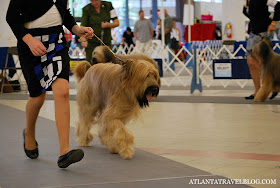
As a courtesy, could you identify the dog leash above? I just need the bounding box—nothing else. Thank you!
[79,32,125,63]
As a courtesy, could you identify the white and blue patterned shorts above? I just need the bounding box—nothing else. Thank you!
[18,25,70,97]
[246,32,267,57]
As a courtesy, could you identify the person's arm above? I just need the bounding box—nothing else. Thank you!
[72,25,93,38]
[164,18,173,35]
[65,3,93,44]
[164,28,169,35]
[149,20,154,38]
[6,0,29,41]
[6,0,48,56]
[134,32,138,41]
[178,28,182,44]
[151,29,154,38]
[101,19,119,28]
[122,32,127,45]
[267,0,280,32]
[134,23,138,41]
[62,2,76,34]
[243,6,250,18]
[101,2,119,28]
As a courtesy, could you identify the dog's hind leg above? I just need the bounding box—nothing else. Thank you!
[99,117,134,159]
[98,126,118,154]
[76,106,96,147]
[254,77,272,102]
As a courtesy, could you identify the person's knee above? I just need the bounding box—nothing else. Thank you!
[30,93,46,108]
[53,80,69,100]
[57,86,69,100]
[247,56,260,70]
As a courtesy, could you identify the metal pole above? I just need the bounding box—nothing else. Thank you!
[151,0,158,29]
[125,0,129,28]
[161,0,165,46]
[188,0,191,43]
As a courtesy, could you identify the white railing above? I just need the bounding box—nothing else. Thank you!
[68,40,280,89]
[69,41,195,87]
[196,41,280,88]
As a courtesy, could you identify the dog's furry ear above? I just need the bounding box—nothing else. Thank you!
[122,59,136,79]
[259,40,272,62]
[263,37,273,49]
[74,61,91,82]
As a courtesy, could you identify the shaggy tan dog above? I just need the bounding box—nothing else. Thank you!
[91,46,158,68]
[74,60,160,159]
[252,37,280,102]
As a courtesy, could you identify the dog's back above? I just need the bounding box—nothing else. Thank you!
[76,62,122,110]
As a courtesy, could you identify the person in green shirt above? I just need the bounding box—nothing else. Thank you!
[81,0,119,63]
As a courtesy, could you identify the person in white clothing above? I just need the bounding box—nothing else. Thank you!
[170,21,185,62]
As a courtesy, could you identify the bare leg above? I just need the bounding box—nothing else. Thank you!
[24,92,46,150]
[247,56,261,95]
[51,78,71,156]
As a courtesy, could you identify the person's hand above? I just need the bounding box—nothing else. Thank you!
[101,22,110,28]
[79,27,94,39]
[268,22,277,33]
[81,40,88,48]
[23,34,47,56]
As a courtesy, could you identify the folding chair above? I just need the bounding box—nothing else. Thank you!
[1,46,26,93]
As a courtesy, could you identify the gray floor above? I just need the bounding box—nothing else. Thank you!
[0,104,251,188]
[0,93,279,105]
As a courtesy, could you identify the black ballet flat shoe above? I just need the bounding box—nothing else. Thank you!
[269,92,278,100]
[23,129,39,159]
[57,149,84,168]
[245,94,254,100]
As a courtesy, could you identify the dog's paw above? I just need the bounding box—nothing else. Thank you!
[119,147,134,159]
[88,133,94,142]
[77,139,92,147]
[109,147,118,154]
[254,97,265,102]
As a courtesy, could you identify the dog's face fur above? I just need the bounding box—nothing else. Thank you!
[90,46,161,107]
[91,46,113,64]
[122,59,161,108]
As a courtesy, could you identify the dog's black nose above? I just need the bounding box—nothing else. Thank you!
[151,86,159,94]
[92,57,97,64]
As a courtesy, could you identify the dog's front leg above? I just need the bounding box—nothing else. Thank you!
[100,118,134,159]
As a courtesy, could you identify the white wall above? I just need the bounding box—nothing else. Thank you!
[222,0,248,41]
[0,0,17,47]
[194,2,223,22]
[193,1,248,41]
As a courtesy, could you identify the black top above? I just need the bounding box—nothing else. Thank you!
[243,0,280,34]
[6,0,76,41]
[122,31,134,46]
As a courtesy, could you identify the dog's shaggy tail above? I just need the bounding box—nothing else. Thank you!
[74,61,91,82]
